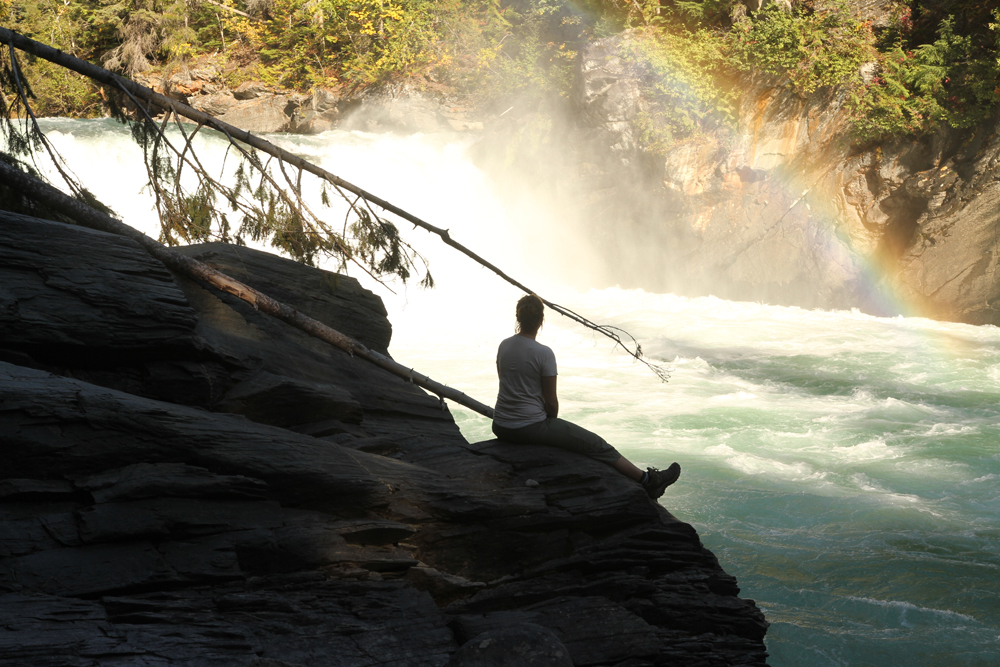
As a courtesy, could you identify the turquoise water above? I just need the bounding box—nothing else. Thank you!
[32,120,1000,665]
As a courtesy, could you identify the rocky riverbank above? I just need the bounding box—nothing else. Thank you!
[137,68,484,135]
[0,209,769,666]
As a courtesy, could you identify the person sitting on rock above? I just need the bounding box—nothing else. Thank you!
[492,294,681,499]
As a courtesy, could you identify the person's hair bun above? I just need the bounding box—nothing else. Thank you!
[516,294,544,333]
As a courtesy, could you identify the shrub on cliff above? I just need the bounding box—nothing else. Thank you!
[1,0,112,116]
[3,0,641,111]
[850,8,1000,141]
[7,0,1000,147]
[222,0,446,88]
[728,2,874,95]
[621,27,738,153]
[646,1,1000,144]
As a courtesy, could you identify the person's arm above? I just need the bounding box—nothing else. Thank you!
[541,375,559,418]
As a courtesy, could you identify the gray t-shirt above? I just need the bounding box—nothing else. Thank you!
[494,334,558,429]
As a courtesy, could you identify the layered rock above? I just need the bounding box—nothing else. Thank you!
[0,210,768,666]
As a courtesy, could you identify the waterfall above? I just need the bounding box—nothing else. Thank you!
[28,119,1000,667]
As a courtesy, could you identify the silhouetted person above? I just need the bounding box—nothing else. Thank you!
[492,294,681,499]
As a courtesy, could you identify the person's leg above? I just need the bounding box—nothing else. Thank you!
[503,417,624,466]
[612,455,645,481]
[494,419,680,497]
[534,419,681,497]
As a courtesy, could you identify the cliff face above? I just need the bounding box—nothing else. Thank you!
[0,210,768,666]
[568,35,876,311]
[463,30,1000,325]
[562,34,1000,324]
[644,71,1000,325]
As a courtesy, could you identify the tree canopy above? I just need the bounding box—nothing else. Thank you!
[5,1,998,143]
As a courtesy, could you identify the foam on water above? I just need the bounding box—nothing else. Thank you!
[27,120,1000,666]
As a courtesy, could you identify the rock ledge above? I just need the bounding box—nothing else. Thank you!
[0,210,768,666]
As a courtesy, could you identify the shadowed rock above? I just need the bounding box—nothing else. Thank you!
[0,211,768,666]
[449,624,573,667]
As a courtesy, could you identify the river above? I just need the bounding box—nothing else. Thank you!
[31,118,1000,666]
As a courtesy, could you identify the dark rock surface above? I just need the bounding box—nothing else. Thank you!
[448,624,572,666]
[0,210,768,665]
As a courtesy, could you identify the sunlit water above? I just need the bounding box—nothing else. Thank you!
[27,119,1000,666]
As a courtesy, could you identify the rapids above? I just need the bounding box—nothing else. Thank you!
[28,119,1000,666]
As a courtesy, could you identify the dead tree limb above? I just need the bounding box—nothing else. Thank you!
[0,158,496,419]
[0,27,670,382]
[201,0,253,19]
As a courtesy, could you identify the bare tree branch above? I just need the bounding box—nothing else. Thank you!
[201,0,254,19]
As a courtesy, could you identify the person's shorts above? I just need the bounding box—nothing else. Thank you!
[492,417,622,465]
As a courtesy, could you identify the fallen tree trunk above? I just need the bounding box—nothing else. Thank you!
[0,158,496,419]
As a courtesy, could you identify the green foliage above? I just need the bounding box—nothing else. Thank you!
[663,0,737,29]
[4,0,110,116]
[472,0,625,101]
[728,2,874,95]
[622,27,738,152]
[11,0,1000,146]
[225,0,446,88]
[850,11,1000,141]
[661,1,1000,142]
[617,1,874,150]
[10,60,101,117]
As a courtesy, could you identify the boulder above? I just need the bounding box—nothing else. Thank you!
[161,65,223,101]
[291,87,344,134]
[190,90,238,116]
[215,94,302,134]
[234,80,274,100]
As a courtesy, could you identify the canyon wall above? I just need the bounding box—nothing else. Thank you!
[475,30,1000,324]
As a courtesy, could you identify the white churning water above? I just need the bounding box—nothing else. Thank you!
[32,119,1000,666]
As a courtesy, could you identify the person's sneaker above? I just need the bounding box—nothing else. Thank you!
[642,462,681,499]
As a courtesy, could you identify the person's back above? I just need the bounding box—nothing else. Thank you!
[491,294,681,499]
[494,334,556,429]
